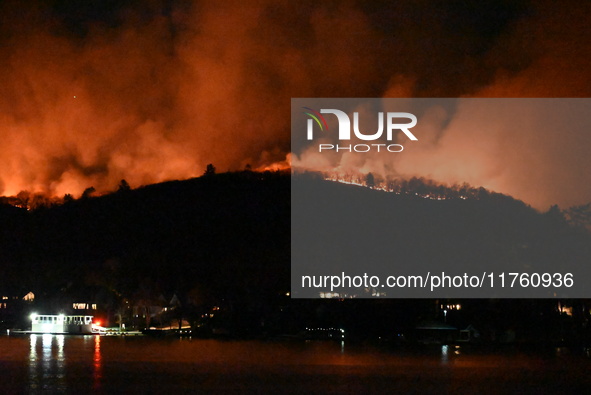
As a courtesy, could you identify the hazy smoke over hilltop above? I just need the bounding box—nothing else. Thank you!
[0,0,589,209]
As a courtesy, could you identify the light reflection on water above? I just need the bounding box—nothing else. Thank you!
[94,335,102,390]
[441,344,449,364]
[28,334,68,393]
[27,334,37,390]
[6,335,591,393]
[440,344,463,364]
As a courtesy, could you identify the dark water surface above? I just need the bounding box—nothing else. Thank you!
[1,334,591,394]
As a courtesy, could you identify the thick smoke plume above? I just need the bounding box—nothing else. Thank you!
[0,0,589,209]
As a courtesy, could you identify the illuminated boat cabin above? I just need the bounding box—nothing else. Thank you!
[30,314,94,334]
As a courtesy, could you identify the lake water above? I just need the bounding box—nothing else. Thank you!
[1,334,591,394]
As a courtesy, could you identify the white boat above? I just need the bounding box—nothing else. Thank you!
[30,314,100,334]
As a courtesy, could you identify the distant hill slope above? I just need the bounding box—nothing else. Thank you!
[0,171,290,301]
[0,171,588,301]
[292,174,590,297]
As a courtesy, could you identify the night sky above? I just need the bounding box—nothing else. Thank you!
[0,0,589,209]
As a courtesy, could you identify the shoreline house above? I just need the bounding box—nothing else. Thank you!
[0,289,35,329]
